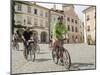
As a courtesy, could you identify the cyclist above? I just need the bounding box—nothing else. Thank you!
[12,30,19,50]
[52,16,68,63]
[50,33,53,48]
[33,32,38,46]
[22,27,33,59]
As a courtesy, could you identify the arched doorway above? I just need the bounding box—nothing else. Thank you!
[41,31,47,43]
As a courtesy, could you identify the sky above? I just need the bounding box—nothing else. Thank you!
[74,5,89,22]
[36,2,89,22]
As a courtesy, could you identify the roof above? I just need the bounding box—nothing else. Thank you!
[82,6,96,13]
[63,4,74,8]
[50,9,64,14]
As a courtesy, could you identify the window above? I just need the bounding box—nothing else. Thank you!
[87,25,90,31]
[27,6,31,13]
[72,35,74,39]
[67,17,70,21]
[27,16,32,25]
[87,15,90,21]
[75,20,77,24]
[34,18,38,26]
[72,19,74,23]
[40,10,43,17]
[76,36,77,39]
[75,27,78,32]
[34,9,37,15]
[24,19,26,25]
[68,25,70,31]
[17,4,22,11]
[72,26,74,32]
[45,12,48,17]
[16,15,22,24]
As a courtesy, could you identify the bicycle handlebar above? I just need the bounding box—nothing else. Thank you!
[59,38,67,41]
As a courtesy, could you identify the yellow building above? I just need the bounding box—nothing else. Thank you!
[83,6,96,45]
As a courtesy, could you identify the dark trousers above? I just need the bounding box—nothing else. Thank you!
[24,41,29,56]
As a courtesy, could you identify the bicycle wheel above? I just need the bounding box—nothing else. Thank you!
[16,43,19,51]
[52,48,58,64]
[12,41,16,50]
[63,48,71,69]
[23,48,28,60]
[36,45,40,53]
[31,46,35,62]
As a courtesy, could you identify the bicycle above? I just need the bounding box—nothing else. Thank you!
[52,38,71,69]
[35,44,40,54]
[23,40,36,62]
[12,39,19,51]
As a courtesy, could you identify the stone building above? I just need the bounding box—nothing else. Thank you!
[14,1,49,43]
[83,6,96,45]
[13,1,84,43]
[63,4,82,43]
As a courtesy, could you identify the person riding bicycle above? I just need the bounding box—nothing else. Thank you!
[52,16,68,63]
[22,27,33,59]
[33,32,38,47]
[12,30,19,48]
[13,31,18,42]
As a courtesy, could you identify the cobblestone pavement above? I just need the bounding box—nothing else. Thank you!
[11,43,96,74]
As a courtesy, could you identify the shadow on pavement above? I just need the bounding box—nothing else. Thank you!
[35,58,51,62]
[38,52,48,54]
[69,63,95,70]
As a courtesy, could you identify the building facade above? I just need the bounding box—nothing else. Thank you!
[13,1,84,44]
[14,1,49,43]
[63,4,83,43]
[83,6,96,45]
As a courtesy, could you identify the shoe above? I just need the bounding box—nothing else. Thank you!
[60,59,63,63]
[24,55,27,59]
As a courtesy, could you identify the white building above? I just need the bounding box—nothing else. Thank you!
[14,1,49,43]
[13,1,84,44]
[83,6,96,44]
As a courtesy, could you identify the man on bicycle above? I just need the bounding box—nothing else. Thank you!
[12,30,19,50]
[52,16,68,63]
[33,32,38,46]
[22,27,33,59]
